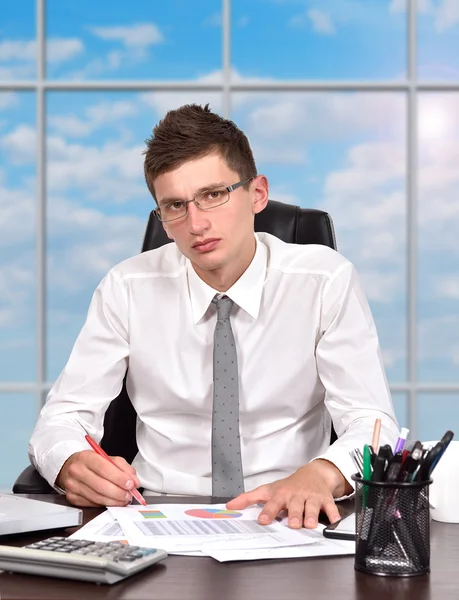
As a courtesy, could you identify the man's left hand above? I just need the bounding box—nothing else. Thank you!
[226,459,352,529]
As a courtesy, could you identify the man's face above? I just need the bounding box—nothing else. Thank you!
[154,153,267,280]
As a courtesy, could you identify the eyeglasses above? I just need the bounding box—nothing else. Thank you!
[155,178,253,223]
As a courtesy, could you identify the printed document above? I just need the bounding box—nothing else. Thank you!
[103,503,355,559]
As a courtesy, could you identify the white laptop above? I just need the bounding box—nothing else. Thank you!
[0,493,82,536]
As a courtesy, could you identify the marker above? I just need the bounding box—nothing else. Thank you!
[394,427,410,454]
[85,435,147,506]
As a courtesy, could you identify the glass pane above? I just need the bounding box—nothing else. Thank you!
[46,91,222,381]
[46,0,222,80]
[418,393,459,442]
[0,0,36,80]
[418,93,459,382]
[0,92,36,381]
[0,394,37,492]
[391,392,407,431]
[232,92,407,382]
[232,0,406,80]
[418,2,459,80]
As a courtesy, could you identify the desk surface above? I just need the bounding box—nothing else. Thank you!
[0,494,457,600]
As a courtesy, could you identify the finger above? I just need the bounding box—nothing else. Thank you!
[322,498,341,525]
[110,456,141,487]
[258,496,286,525]
[84,452,137,492]
[66,477,132,507]
[285,495,306,529]
[66,459,133,504]
[303,497,322,528]
[226,486,270,510]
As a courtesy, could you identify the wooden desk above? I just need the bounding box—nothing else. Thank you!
[0,494,457,600]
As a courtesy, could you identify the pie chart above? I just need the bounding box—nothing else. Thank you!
[185,508,243,519]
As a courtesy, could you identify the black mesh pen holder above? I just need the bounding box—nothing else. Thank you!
[351,474,432,577]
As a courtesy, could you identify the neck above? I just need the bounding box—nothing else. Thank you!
[193,237,256,292]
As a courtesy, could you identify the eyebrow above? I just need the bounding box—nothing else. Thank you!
[157,182,228,206]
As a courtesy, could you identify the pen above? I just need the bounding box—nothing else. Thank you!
[85,435,147,506]
[363,445,372,482]
[394,427,410,454]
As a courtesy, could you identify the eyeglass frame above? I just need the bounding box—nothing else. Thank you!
[154,177,254,223]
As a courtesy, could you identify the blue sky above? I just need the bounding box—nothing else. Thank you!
[1,0,459,489]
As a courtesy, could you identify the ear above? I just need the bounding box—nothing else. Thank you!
[251,175,269,215]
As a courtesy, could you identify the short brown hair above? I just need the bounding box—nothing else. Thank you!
[143,104,257,200]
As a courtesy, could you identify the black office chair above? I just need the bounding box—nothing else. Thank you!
[13,200,337,494]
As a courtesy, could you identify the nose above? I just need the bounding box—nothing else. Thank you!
[186,201,211,234]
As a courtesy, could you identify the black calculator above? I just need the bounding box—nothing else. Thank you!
[0,536,167,585]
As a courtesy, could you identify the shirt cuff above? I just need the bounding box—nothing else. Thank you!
[38,440,89,493]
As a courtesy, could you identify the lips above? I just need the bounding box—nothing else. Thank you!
[192,239,220,252]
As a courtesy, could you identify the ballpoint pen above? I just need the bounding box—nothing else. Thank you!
[350,449,363,476]
[85,435,147,506]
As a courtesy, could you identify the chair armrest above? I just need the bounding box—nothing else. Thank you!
[12,465,56,495]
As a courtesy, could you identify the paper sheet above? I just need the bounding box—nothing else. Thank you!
[68,510,130,544]
[206,536,356,562]
[107,504,348,556]
[69,504,356,561]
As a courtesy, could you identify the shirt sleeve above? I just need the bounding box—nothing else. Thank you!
[28,268,130,490]
[312,261,400,495]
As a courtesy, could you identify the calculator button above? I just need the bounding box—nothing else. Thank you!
[71,540,93,548]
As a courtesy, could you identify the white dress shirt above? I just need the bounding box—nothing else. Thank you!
[29,233,399,496]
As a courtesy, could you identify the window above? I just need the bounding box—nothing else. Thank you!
[1,0,458,491]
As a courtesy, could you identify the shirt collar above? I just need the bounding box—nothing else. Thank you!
[186,234,267,324]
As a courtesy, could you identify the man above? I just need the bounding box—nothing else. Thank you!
[29,104,399,530]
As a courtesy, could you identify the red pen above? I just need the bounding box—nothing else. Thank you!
[85,435,147,506]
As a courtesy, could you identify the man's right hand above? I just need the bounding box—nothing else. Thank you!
[56,450,141,507]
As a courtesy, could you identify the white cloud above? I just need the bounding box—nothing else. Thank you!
[0,125,36,164]
[0,183,34,248]
[67,23,163,79]
[0,40,35,62]
[89,23,164,47]
[0,64,35,79]
[244,93,405,143]
[325,143,405,195]
[307,9,336,34]
[357,271,400,303]
[46,196,146,293]
[0,93,18,111]
[46,38,85,64]
[434,278,459,299]
[140,89,223,122]
[390,0,459,31]
[418,314,459,364]
[436,0,459,31]
[66,50,128,79]
[47,135,146,202]
[49,99,137,138]
[0,38,83,64]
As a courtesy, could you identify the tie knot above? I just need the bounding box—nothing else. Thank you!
[212,295,234,320]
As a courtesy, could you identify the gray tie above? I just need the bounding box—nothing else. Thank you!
[211,295,244,497]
